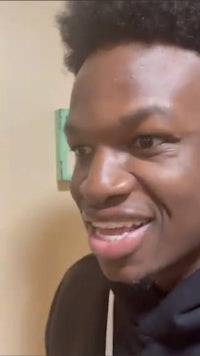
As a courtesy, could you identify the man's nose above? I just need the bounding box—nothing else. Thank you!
[80,148,136,207]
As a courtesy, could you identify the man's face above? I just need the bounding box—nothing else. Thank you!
[66,43,200,286]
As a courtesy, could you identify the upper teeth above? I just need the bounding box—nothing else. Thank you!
[91,221,144,229]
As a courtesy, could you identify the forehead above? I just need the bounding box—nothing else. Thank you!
[69,43,200,126]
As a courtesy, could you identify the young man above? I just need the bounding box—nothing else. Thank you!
[46,1,200,355]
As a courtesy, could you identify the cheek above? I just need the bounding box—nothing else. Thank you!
[70,178,80,206]
[129,157,200,273]
[70,164,86,207]
[134,149,200,220]
[161,162,200,210]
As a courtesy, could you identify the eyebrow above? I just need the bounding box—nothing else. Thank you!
[119,104,171,128]
[65,104,171,135]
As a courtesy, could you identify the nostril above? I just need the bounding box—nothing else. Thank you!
[80,173,137,207]
[79,153,137,205]
[105,194,130,208]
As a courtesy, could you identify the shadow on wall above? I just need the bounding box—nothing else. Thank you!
[10,200,88,355]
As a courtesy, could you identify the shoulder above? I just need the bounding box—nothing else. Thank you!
[62,253,103,283]
[47,254,104,318]
[51,254,104,298]
[45,254,109,355]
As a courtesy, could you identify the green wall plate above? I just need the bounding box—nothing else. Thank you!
[55,108,75,182]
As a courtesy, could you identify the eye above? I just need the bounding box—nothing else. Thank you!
[72,145,93,157]
[134,135,164,149]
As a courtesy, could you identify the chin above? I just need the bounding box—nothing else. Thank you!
[97,257,152,284]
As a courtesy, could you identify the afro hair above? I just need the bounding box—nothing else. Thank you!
[57,0,200,74]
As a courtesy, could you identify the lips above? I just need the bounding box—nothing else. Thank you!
[90,220,151,242]
[83,211,153,259]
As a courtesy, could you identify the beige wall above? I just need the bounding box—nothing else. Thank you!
[0,1,89,355]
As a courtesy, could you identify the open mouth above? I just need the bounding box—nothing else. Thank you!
[87,217,153,259]
[89,219,152,242]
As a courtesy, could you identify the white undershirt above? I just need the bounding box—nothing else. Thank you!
[105,290,115,356]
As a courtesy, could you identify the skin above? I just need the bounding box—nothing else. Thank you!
[66,43,200,290]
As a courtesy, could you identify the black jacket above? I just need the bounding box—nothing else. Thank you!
[46,254,200,356]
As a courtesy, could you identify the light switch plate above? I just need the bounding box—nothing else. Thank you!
[55,108,75,182]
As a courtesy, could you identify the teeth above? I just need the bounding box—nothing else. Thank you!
[96,232,129,242]
[91,221,143,229]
